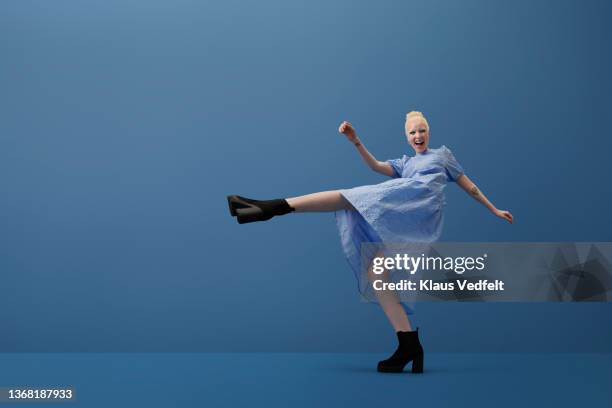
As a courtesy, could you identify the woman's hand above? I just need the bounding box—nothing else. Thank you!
[493,208,514,224]
[338,121,358,143]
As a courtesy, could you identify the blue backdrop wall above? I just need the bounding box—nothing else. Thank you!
[1,0,611,352]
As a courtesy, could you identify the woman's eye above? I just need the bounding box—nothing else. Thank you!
[410,131,416,135]
[419,129,426,133]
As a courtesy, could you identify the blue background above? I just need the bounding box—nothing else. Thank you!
[1,0,611,352]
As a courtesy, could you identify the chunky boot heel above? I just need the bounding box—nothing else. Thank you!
[377,328,425,374]
[227,195,255,216]
[411,352,424,373]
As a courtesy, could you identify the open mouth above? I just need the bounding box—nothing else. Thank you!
[414,140,425,147]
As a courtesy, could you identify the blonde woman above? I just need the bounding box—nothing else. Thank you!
[227,111,513,373]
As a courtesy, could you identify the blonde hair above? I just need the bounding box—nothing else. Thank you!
[405,111,429,132]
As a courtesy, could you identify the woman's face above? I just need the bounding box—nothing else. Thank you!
[406,118,429,154]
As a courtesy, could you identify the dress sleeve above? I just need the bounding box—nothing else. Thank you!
[443,146,465,182]
[385,155,407,178]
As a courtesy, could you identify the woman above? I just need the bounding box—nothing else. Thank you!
[227,111,513,373]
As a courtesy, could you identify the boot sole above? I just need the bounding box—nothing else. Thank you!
[235,206,266,224]
[377,366,404,373]
[376,366,424,374]
[377,354,424,374]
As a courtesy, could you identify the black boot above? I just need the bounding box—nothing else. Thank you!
[377,328,424,373]
[227,195,295,224]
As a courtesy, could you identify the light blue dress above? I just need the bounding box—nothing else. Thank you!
[334,145,465,311]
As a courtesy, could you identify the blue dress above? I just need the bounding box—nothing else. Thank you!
[334,145,465,311]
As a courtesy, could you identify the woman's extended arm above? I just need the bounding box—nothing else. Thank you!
[456,174,514,224]
[338,121,395,177]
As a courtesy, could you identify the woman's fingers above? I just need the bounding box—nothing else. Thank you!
[338,121,356,141]
[504,211,513,224]
[496,210,513,224]
[339,121,353,134]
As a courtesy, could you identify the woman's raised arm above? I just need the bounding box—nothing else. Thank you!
[338,121,395,177]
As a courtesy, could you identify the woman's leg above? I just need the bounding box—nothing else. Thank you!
[228,190,354,223]
[367,251,412,332]
[286,190,354,212]
[369,250,424,373]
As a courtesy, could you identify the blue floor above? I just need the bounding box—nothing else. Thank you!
[0,353,610,407]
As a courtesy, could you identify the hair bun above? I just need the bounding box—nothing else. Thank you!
[406,111,424,119]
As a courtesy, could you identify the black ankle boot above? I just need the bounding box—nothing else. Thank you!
[227,195,295,224]
[377,328,424,373]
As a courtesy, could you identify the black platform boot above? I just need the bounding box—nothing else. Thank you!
[377,328,424,373]
[227,195,295,224]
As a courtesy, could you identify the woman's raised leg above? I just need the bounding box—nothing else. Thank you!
[287,190,354,212]
[227,190,354,224]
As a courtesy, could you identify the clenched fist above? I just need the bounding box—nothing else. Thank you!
[338,121,358,143]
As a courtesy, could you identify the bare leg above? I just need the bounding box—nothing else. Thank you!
[368,251,413,332]
[287,190,355,213]
[288,196,411,329]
